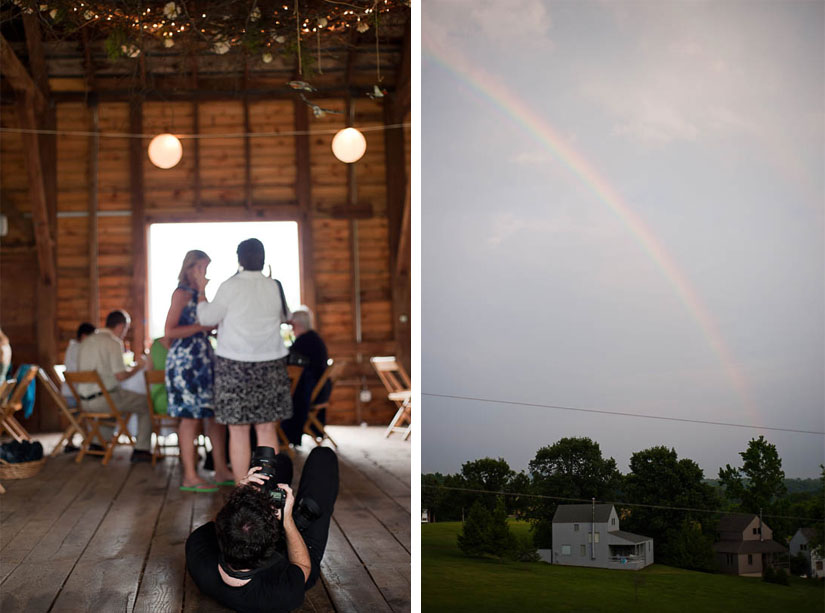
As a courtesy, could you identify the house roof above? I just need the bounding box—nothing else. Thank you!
[717,514,759,533]
[799,527,817,541]
[553,504,614,523]
[713,539,787,554]
[609,530,651,544]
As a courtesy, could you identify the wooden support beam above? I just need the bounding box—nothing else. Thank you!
[0,34,46,113]
[193,101,202,212]
[88,98,100,326]
[383,99,407,270]
[294,99,316,313]
[21,12,49,96]
[129,99,147,353]
[243,58,252,210]
[16,97,56,286]
[392,18,411,122]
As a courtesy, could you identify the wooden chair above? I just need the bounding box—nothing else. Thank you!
[0,365,38,442]
[303,359,342,449]
[276,365,305,458]
[143,369,180,466]
[64,371,135,465]
[370,356,411,440]
[37,368,87,457]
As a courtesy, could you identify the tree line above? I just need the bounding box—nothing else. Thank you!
[422,436,825,571]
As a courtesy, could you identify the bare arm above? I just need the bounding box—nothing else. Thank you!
[165,289,211,339]
[279,484,312,582]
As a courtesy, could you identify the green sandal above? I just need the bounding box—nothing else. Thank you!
[180,483,219,493]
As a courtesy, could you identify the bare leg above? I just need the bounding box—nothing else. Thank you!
[205,418,233,483]
[254,421,278,453]
[178,418,207,487]
[228,424,252,484]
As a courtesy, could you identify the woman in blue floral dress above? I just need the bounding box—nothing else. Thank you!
[164,250,233,491]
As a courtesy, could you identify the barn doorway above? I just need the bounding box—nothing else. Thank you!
[147,221,301,340]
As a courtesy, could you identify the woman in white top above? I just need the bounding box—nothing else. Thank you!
[194,238,293,484]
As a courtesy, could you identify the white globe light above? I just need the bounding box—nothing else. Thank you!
[148,133,183,169]
[331,127,367,163]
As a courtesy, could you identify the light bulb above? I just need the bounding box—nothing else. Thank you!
[331,127,367,163]
[147,133,183,169]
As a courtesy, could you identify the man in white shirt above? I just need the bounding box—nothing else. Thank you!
[76,310,154,463]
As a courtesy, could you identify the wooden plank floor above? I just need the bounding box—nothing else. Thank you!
[0,427,411,613]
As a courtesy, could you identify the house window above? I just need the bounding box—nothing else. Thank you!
[816,561,823,571]
[726,554,734,566]
[587,533,591,543]
[801,544,808,551]
[561,545,571,556]
[611,518,616,526]
[574,524,579,532]
[595,532,600,543]
[748,554,753,565]
[580,545,586,556]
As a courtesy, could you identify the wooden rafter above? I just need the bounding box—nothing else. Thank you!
[0,35,47,113]
[392,18,411,122]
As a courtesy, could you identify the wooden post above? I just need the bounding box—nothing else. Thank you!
[193,101,202,212]
[293,99,316,313]
[129,99,147,353]
[87,97,100,325]
[383,99,406,271]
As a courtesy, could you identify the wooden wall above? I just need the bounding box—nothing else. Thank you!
[1,96,410,429]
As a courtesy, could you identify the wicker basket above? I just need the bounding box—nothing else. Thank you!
[0,456,46,480]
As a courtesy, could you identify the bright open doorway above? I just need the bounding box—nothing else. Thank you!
[147,221,301,341]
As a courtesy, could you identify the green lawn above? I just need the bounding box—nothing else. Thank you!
[423,521,824,612]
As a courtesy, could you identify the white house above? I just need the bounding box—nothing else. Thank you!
[789,527,824,578]
[539,503,654,570]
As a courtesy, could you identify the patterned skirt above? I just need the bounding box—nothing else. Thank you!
[165,335,214,419]
[214,355,293,425]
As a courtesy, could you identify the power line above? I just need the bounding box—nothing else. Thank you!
[0,122,411,140]
[422,392,825,436]
[422,484,824,523]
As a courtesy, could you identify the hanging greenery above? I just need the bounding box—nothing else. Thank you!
[6,0,409,63]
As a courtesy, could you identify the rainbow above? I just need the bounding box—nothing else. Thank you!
[424,33,757,418]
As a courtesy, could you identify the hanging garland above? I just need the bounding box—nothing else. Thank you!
[5,0,408,65]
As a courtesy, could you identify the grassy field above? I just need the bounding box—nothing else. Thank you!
[423,521,824,612]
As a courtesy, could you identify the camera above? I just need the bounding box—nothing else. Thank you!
[250,446,287,509]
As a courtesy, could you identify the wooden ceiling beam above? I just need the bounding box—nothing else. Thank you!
[21,12,50,96]
[392,17,410,122]
[0,34,47,112]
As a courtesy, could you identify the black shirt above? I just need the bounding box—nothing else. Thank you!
[185,522,307,613]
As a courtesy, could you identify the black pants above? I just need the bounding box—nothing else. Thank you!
[275,447,339,588]
[297,447,338,587]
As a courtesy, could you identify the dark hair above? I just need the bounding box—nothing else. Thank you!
[104,310,130,329]
[76,322,96,340]
[215,486,282,570]
[237,238,265,271]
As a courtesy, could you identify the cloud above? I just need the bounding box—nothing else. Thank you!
[510,150,555,165]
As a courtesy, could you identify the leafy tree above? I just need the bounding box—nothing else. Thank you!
[487,497,515,554]
[527,437,622,547]
[506,471,533,517]
[457,501,491,557]
[667,520,717,572]
[622,446,719,568]
[460,457,514,511]
[719,436,787,514]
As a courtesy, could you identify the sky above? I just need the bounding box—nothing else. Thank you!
[421,0,824,479]
[147,222,301,340]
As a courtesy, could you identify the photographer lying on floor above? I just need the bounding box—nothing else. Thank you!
[185,447,339,613]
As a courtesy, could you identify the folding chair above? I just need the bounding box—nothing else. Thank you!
[64,371,135,465]
[37,368,87,457]
[303,359,342,449]
[143,370,181,466]
[276,365,305,458]
[370,356,411,440]
[0,365,38,442]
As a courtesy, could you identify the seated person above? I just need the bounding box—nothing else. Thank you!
[0,327,11,381]
[281,307,331,446]
[186,447,339,613]
[76,309,153,463]
[61,322,97,404]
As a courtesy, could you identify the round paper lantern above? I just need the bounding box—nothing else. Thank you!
[148,133,183,169]
[331,127,367,163]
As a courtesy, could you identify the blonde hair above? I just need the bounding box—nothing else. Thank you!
[178,250,210,287]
